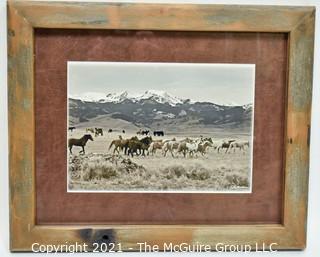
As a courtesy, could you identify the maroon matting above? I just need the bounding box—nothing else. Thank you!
[35,29,287,224]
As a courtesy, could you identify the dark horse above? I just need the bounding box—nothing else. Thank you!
[95,128,103,137]
[141,130,150,135]
[68,134,93,154]
[68,126,76,132]
[127,136,153,157]
[154,131,164,136]
[218,140,236,153]
[108,129,125,134]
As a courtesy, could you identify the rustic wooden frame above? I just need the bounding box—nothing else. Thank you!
[8,0,315,252]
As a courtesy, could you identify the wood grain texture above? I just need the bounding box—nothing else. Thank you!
[283,10,315,248]
[8,0,315,252]
[9,1,314,32]
[8,2,35,251]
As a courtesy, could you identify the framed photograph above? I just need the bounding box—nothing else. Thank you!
[8,1,315,252]
[67,62,255,193]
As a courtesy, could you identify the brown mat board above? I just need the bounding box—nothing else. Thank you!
[35,29,287,225]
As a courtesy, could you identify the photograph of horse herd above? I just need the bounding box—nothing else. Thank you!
[68,62,255,192]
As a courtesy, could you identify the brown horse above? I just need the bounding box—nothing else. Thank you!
[217,140,236,153]
[127,136,153,157]
[109,136,127,154]
[176,138,194,157]
[68,134,93,154]
[109,136,139,155]
[148,140,163,155]
[197,141,212,156]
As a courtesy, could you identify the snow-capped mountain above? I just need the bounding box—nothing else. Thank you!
[105,91,130,103]
[138,90,184,106]
[69,90,253,130]
[70,90,186,106]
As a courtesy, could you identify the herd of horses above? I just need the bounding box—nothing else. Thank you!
[68,130,250,157]
[69,127,165,137]
[108,136,249,158]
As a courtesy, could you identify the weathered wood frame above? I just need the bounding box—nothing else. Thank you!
[8,0,315,252]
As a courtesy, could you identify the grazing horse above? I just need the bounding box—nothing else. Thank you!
[154,131,164,136]
[95,128,103,137]
[217,140,236,153]
[127,136,153,157]
[68,126,76,132]
[228,140,250,153]
[68,134,93,154]
[86,128,94,133]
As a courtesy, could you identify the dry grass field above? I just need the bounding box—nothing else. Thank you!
[68,128,251,192]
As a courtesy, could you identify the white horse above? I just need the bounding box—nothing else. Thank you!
[210,140,224,152]
[228,140,250,153]
[186,142,199,157]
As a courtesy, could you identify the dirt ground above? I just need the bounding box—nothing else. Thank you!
[68,128,252,192]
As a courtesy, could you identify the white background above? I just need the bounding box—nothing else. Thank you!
[0,0,319,256]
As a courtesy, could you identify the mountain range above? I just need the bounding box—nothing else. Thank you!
[69,90,253,131]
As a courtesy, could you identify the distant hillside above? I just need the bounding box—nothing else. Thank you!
[69,90,253,131]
